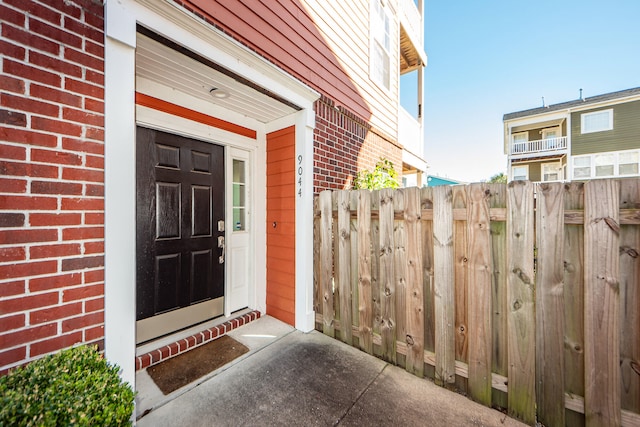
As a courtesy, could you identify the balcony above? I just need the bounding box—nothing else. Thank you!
[399,0,425,73]
[399,106,426,171]
[510,136,568,157]
[399,0,422,45]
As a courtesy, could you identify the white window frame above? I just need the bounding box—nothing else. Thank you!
[541,162,563,182]
[580,109,613,134]
[511,164,529,181]
[619,151,640,176]
[572,149,640,179]
[511,131,528,154]
[370,0,392,91]
[541,126,560,140]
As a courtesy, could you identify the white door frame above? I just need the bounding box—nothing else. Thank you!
[225,147,253,316]
[104,0,319,386]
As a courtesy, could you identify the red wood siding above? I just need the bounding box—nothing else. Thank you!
[180,0,371,122]
[266,126,296,325]
[135,93,257,139]
[0,0,105,375]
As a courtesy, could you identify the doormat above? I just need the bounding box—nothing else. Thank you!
[147,335,249,395]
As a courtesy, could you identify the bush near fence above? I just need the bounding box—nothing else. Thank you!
[313,180,640,427]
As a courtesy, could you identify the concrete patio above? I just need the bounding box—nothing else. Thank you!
[136,316,526,426]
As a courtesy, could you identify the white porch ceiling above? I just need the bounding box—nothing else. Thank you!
[135,32,298,124]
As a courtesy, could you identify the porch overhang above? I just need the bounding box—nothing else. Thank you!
[400,25,427,74]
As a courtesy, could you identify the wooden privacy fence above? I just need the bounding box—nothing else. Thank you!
[313,180,640,427]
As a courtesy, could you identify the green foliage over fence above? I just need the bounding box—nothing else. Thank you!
[313,180,640,427]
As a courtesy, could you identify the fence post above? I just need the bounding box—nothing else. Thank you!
[535,182,566,426]
[507,180,536,424]
[584,180,621,426]
[433,185,455,387]
[467,183,493,405]
[319,190,334,337]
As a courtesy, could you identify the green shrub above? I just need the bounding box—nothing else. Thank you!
[353,158,400,190]
[0,345,135,427]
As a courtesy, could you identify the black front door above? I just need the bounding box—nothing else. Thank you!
[136,127,225,341]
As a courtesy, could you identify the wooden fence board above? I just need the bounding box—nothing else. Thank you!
[535,182,566,427]
[319,190,334,337]
[337,191,353,344]
[619,179,640,414]
[487,183,508,410]
[332,192,340,334]
[421,188,435,358]
[563,182,586,426]
[507,181,536,424]
[466,183,493,405]
[404,187,424,377]
[350,192,360,348]
[357,190,373,354]
[394,189,407,367]
[433,185,455,386]
[379,188,396,363]
[313,197,322,329]
[371,193,381,357]
[452,185,469,392]
[584,180,621,426]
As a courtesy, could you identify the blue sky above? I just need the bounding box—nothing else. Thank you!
[419,0,640,183]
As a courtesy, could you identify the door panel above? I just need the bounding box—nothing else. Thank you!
[136,126,224,335]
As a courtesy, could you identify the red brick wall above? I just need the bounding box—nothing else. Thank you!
[0,0,105,375]
[313,96,402,193]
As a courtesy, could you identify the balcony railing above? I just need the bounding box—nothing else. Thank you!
[510,136,567,155]
[399,0,422,46]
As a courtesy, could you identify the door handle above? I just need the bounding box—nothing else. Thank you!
[218,235,225,264]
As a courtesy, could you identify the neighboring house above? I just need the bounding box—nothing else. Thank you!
[424,175,462,186]
[0,0,427,388]
[503,87,640,182]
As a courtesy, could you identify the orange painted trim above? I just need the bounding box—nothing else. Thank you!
[135,92,257,139]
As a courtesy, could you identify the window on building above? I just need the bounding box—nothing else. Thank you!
[581,109,613,134]
[512,165,528,181]
[371,0,391,90]
[594,153,615,177]
[512,132,528,153]
[232,159,246,231]
[541,127,559,140]
[572,149,640,179]
[573,156,591,179]
[542,162,562,182]
[619,152,639,175]
[542,127,561,148]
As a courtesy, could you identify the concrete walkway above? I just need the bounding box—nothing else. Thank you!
[136,316,526,426]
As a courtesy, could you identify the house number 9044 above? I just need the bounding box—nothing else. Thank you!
[297,155,303,197]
